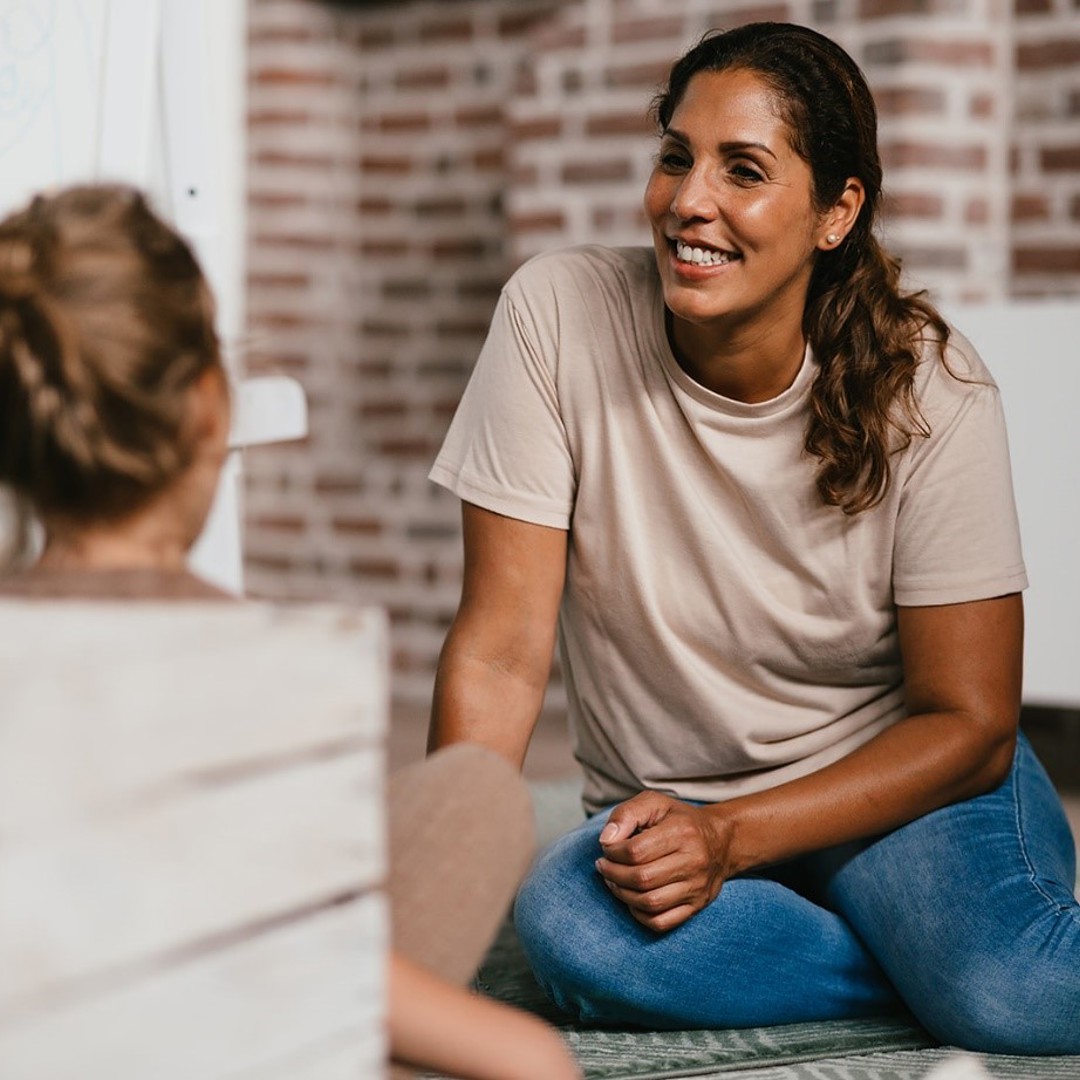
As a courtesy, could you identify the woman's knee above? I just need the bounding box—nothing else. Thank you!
[915,950,1080,1055]
[513,820,631,1022]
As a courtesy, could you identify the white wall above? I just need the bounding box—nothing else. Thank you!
[0,0,250,590]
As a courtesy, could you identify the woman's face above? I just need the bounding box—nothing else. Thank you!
[644,67,831,340]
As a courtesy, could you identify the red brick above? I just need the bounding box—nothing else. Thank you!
[358,196,394,215]
[456,105,503,128]
[245,554,295,574]
[969,92,995,119]
[360,319,410,338]
[1015,0,1052,11]
[605,60,673,89]
[1017,39,1080,69]
[358,26,396,50]
[1011,194,1051,221]
[883,192,945,218]
[865,39,995,67]
[358,401,408,418]
[434,318,492,337]
[562,159,635,184]
[361,154,413,175]
[1013,247,1080,273]
[873,86,947,117]
[249,26,322,45]
[332,516,382,535]
[533,23,587,50]
[859,0,964,16]
[253,150,337,170]
[316,476,364,495]
[382,279,432,300]
[1040,145,1080,171]
[473,147,506,171]
[249,192,309,210]
[248,271,311,289]
[395,67,451,90]
[418,18,473,44]
[358,239,411,258]
[511,164,540,188]
[510,116,563,140]
[251,67,339,88]
[253,232,336,252]
[250,514,306,533]
[880,141,987,169]
[509,210,567,233]
[1071,194,1080,221]
[250,311,323,332]
[377,438,442,459]
[377,113,432,133]
[498,10,548,38]
[414,196,468,218]
[612,16,686,44]
[432,237,488,260]
[706,4,791,23]
[965,197,990,224]
[585,111,653,136]
[249,108,313,127]
[348,559,401,580]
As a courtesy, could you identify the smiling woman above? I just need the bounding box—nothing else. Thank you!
[427,21,1080,1058]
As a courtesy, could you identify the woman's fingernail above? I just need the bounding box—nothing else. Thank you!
[594,858,603,872]
[600,823,618,843]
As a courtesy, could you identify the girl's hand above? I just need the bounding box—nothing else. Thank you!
[594,791,734,933]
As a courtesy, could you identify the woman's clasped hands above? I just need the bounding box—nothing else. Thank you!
[594,791,738,933]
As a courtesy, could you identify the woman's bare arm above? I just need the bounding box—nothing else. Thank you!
[428,502,568,767]
[389,951,581,1080]
[597,593,1024,931]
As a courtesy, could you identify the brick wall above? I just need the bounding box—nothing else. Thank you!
[1013,0,1080,295]
[244,0,1079,708]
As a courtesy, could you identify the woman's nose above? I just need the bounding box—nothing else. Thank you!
[670,167,717,222]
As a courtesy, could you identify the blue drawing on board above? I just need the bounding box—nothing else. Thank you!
[0,1,57,159]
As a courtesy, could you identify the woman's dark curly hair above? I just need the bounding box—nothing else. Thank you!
[653,22,948,514]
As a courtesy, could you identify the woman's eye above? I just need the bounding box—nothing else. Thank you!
[731,164,765,183]
[659,151,690,171]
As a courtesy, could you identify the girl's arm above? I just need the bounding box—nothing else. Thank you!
[389,951,581,1080]
[596,593,1023,932]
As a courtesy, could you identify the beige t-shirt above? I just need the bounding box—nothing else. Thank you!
[430,246,1027,814]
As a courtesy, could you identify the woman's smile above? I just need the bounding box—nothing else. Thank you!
[644,67,828,341]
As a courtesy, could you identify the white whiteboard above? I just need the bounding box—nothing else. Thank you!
[945,301,1080,709]
[0,0,296,594]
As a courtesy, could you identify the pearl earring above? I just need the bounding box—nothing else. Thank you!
[826,233,841,245]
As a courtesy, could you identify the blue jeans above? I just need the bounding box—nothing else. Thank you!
[514,734,1080,1054]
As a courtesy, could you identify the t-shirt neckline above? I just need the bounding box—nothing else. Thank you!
[643,261,816,418]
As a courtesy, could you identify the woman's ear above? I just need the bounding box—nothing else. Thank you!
[186,365,232,462]
[816,178,866,251]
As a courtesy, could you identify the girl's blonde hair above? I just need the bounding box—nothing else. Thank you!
[0,184,221,522]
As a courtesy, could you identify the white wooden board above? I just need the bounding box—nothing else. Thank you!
[944,302,1080,708]
[0,601,389,1078]
[0,896,386,1080]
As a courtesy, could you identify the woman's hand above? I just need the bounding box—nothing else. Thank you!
[594,792,734,933]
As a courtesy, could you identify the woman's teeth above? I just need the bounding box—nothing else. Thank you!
[675,241,735,266]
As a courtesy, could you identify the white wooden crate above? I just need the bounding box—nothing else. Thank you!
[0,601,388,1079]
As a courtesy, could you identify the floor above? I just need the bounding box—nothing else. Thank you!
[390,701,1080,850]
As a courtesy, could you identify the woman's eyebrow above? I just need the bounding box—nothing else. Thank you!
[662,127,778,160]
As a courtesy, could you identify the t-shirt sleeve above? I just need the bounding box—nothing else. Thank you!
[428,279,576,529]
[892,348,1028,606]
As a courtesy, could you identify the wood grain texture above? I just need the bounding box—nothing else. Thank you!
[0,601,388,1078]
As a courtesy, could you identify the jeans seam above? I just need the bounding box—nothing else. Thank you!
[1010,743,1071,914]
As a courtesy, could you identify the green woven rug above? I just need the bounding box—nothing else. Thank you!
[427,779,1080,1080]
